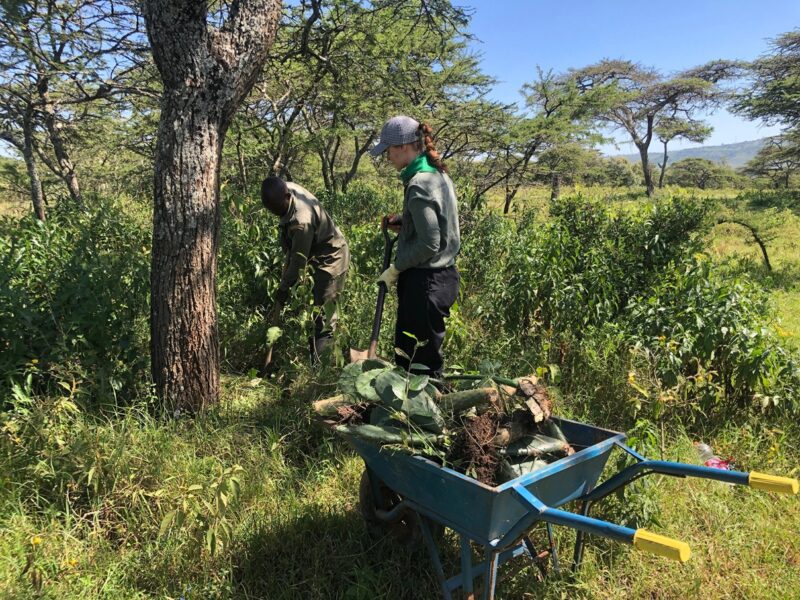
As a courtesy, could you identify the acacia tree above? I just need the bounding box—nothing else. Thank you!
[733,29,800,184]
[742,136,800,189]
[570,60,736,196]
[227,0,490,196]
[0,0,144,216]
[142,0,281,412]
[469,69,607,212]
[734,30,800,129]
[666,158,738,189]
[655,116,711,188]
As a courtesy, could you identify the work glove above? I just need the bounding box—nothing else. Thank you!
[378,263,401,287]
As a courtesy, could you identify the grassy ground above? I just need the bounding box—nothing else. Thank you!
[0,378,797,599]
[2,186,799,598]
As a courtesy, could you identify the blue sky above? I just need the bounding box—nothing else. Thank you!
[462,0,800,154]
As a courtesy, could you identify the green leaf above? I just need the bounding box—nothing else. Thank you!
[355,369,383,402]
[206,528,217,556]
[375,369,408,406]
[159,509,177,538]
[408,374,429,392]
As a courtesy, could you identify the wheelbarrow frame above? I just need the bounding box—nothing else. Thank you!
[349,417,797,600]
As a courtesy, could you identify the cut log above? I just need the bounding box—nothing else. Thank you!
[313,394,353,416]
[438,388,499,414]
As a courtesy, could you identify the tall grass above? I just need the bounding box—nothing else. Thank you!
[1,187,799,598]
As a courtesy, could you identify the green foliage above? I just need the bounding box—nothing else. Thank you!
[0,198,150,402]
[159,464,244,557]
[666,158,743,189]
[452,193,800,428]
[624,257,800,419]
[580,154,641,187]
[733,29,800,129]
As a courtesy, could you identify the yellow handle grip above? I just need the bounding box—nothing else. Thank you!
[749,472,799,494]
[633,529,691,562]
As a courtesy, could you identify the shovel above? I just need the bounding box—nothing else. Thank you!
[349,217,397,362]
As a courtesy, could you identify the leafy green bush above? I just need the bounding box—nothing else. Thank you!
[623,257,800,419]
[0,198,150,403]
[453,194,799,427]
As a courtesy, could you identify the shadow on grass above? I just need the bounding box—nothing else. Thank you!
[232,507,583,600]
[232,508,441,599]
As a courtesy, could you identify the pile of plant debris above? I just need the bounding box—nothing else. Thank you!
[313,359,575,486]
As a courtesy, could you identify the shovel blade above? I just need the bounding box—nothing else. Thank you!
[348,348,369,363]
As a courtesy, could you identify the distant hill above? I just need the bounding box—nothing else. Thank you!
[618,138,771,168]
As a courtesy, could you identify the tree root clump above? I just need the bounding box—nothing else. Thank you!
[447,412,501,486]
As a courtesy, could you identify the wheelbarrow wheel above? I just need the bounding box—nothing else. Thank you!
[358,470,442,546]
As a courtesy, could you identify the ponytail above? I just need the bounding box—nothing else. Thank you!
[417,122,448,173]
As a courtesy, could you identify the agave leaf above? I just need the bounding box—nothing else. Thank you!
[337,361,363,399]
[375,369,407,406]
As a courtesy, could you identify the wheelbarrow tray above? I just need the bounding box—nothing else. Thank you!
[346,417,625,548]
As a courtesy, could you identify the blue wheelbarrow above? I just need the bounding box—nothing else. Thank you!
[350,417,798,600]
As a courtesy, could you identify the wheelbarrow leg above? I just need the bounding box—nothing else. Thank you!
[418,516,452,600]
[460,536,475,600]
[546,523,560,576]
[572,500,592,572]
[481,549,499,600]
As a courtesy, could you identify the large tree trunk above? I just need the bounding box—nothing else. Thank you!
[150,100,224,413]
[143,0,281,413]
[638,115,656,197]
[21,107,46,221]
[638,143,655,197]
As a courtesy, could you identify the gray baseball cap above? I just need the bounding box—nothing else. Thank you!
[369,115,421,157]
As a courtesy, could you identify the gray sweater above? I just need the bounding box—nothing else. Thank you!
[395,171,461,271]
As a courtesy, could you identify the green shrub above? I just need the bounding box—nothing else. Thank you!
[0,198,150,403]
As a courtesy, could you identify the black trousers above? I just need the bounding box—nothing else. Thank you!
[394,266,460,378]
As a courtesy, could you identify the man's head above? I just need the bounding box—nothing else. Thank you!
[261,176,291,216]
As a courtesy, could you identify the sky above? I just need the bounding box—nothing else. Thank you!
[462,0,800,154]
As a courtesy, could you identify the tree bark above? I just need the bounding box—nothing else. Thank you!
[21,107,46,221]
[638,144,655,197]
[550,172,561,200]
[143,0,281,413]
[658,139,668,188]
[37,79,84,208]
[638,114,655,197]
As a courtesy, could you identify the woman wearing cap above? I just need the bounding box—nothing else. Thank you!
[371,115,461,378]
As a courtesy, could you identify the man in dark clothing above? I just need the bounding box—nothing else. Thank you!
[261,176,350,363]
